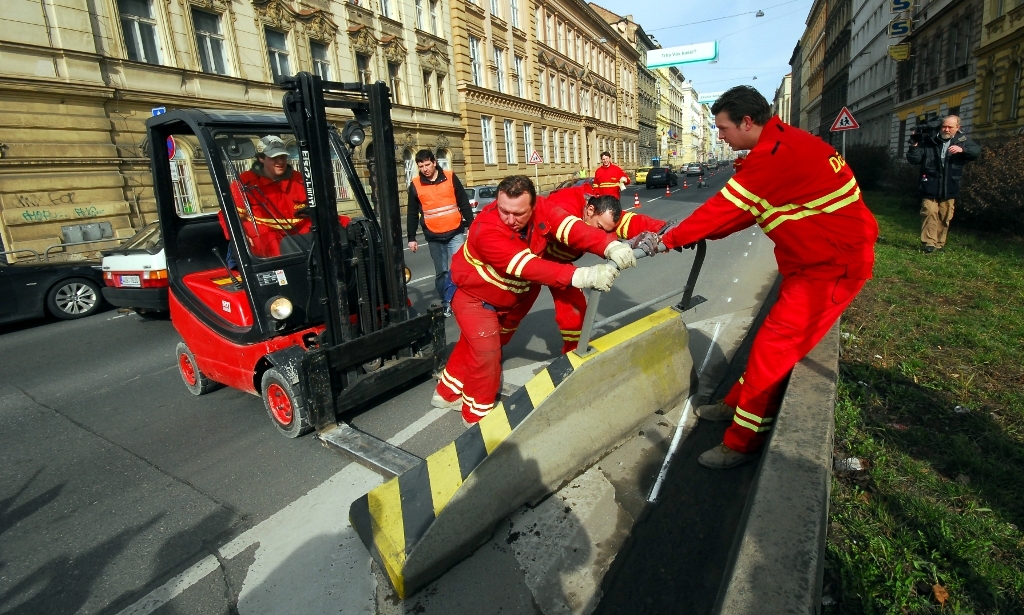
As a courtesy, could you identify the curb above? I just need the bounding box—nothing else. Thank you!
[713,320,840,615]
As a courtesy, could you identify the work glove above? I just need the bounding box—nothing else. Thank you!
[571,263,619,292]
[627,231,661,256]
[604,240,637,269]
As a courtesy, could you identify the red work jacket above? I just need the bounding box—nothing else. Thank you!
[450,191,617,309]
[661,117,878,279]
[543,187,666,263]
[593,164,631,197]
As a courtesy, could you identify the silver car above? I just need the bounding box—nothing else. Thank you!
[465,185,499,213]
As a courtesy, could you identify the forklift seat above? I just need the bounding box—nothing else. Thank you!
[181,268,253,328]
[175,219,230,278]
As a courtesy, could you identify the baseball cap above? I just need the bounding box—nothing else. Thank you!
[259,135,289,158]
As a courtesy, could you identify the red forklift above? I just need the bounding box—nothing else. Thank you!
[146,74,444,475]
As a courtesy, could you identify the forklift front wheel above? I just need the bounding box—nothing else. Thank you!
[176,342,220,396]
[261,369,312,438]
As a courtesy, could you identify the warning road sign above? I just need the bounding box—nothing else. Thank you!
[830,107,860,132]
[528,150,543,164]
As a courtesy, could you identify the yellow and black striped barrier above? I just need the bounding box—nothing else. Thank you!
[349,305,694,599]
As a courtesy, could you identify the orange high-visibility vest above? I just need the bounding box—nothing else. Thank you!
[412,175,462,234]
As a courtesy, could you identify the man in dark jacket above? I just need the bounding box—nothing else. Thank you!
[906,115,981,253]
[407,149,474,317]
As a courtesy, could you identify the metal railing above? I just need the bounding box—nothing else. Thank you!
[1,237,121,263]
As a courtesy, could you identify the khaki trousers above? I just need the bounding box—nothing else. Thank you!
[920,198,955,248]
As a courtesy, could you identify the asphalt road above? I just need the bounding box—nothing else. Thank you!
[0,166,778,615]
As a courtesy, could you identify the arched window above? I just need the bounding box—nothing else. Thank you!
[169,138,199,216]
[403,148,416,185]
[984,72,996,123]
[436,148,451,170]
[1007,62,1022,120]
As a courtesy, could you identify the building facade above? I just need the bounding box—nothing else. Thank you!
[789,42,803,128]
[972,0,1024,139]
[654,66,684,167]
[846,0,895,147]
[0,0,464,260]
[820,0,852,142]
[889,0,983,157]
[773,73,793,123]
[802,0,829,136]
[449,0,639,193]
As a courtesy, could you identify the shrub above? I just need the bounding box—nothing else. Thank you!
[844,145,890,190]
[957,136,1024,235]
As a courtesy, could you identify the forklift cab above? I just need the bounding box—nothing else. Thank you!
[147,75,445,451]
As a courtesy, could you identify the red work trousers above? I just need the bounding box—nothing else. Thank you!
[722,269,867,454]
[549,285,587,354]
[436,286,540,423]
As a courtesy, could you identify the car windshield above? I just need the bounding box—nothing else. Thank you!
[478,187,498,199]
[119,222,162,251]
[465,188,477,199]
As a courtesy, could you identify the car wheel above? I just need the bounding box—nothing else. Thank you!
[176,342,220,395]
[262,368,312,438]
[47,277,103,320]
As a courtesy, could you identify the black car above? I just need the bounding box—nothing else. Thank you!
[0,258,106,325]
[645,167,678,189]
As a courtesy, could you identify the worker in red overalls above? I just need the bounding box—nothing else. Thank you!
[433,175,640,425]
[543,189,668,352]
[593,151,631,198]
[659,86,878,469]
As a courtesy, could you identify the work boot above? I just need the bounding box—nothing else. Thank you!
[923,245,936,254]
[431,392,460,409]
[695,401,735,422]
[698,443,755,469]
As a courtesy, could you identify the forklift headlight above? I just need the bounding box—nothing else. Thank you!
[342,122,366,148]
[404,267,412,283]
[268,296,293,320]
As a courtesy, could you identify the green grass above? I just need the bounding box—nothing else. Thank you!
[826,192,1024,614]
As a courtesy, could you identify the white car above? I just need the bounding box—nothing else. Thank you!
[465,185,498,213]
[101,222,170,317]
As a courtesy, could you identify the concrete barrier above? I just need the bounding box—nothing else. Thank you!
[349,306,695,599]
[713,320,840,615]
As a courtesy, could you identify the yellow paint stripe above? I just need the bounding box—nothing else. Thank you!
[368,478,406,596]
[590,307,678,353]
[426,443,464,517]
[479,405,513,454]
[524,369,556,405]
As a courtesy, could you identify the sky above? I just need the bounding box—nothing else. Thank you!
[602,0,813,103]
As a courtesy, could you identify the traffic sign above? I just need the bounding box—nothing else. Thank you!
[152,106,166,116]
[528,150,543,164]
[888,18,912,37]
[890,0,912,12]
[830,107,860,132]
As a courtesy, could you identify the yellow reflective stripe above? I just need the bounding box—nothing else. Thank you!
[423,203,459,218]
[439,369,464,392]
[556,216,581,243]
[821,187,862,213]
[763,208,822,233]
[500,327,517,334]
[720,184,757,213]
[733,416,773,433]
[545,243,578,261]
[514,253,537,277]
[595,182,620,187]
[735,407,773,425]
[463,244,531,293]
[617,211,634,238]
[727,178,773,212]
[800,177,858,211]
[506,249,532,276]
[758,179,861,231]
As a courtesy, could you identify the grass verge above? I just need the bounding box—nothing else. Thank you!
[826,192,1024,614]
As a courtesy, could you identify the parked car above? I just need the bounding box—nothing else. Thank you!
[0,257,106,325]
[645,167,678,189]
[101,221,170,317]
[634,167,652,184]
[551,177,594,193]
[465,185,499,213]
[684,163,706,176]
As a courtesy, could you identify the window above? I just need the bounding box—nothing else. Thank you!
[118,0,161,64]
[265,29,291,82]
[423,70,434,108]
[510,0,520,28]
[381,0,396,19]
[481,116,496,164]
[553,129,560,163]
[192,9,227,75]
[388,62,403,104]
[538,69,547,104]
[494,46,505,93]
[310,41,331,80]
[523,122,533,160]
[545,15,553,46]
[549,74,557,108]
[557,20,565,54]
[490,0,500,18]
[564,132,570,165]
[504,119,516,163]
[403,149,416,186]
[356,53,372,84]
[985,72,996,123]
[469,36,483,86]
[572,132,579,164]
[576,34,582,62]
[514,56,525,98]
[536,7,544,41]
[169,138,198,216]
[559,79,566,109]
[1010,63,1022,120]
[416,0,425,30]
[429,0,439,35]
[437,73,447,110]
[542,127,550,163]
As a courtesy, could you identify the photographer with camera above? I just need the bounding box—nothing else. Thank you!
[906,115,980,253]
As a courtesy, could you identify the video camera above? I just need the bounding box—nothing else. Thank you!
[908,117,942,146]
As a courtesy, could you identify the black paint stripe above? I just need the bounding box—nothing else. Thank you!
[504,387,535,429]
[398,462,436,553]
[547,355,575,387]
[349,495,383,566]
[455,425,488,480]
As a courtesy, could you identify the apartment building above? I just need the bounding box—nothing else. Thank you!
[773,73,793,123]
[789,42,803,128]
[654,67,684,167]
[449,0,639,191]
[820,0,852,142]
[802,0,829,135]
[972,0,1024,139]
[889,0,983,157]
[846,0,896,146]
[0,0,464,259]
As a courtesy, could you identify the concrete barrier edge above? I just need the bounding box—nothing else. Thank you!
[713,319,840,615]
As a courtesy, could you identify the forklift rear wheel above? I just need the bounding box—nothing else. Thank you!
[176,342,220,395]
[261,368,312,438]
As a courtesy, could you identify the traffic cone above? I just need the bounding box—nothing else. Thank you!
[683,180,689,189]
[665,184,671,197]
[633,192,641,208]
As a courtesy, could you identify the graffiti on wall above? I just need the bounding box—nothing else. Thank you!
[14,192,76,208]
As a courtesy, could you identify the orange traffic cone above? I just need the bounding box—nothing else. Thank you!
[683,180,689,189]
[634,192,641,208]
[665,184,671,197]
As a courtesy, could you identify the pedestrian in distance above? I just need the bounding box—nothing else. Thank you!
[433,175,638,426]
[406,149,475,318]
[657,85,879,469]
[593,151,631,199]
[905,115,980,253]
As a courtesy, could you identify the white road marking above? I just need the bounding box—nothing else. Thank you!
[409,275,434,285]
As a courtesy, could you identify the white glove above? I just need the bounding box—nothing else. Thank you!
[604,241,637,269]
[571,263,620,292]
